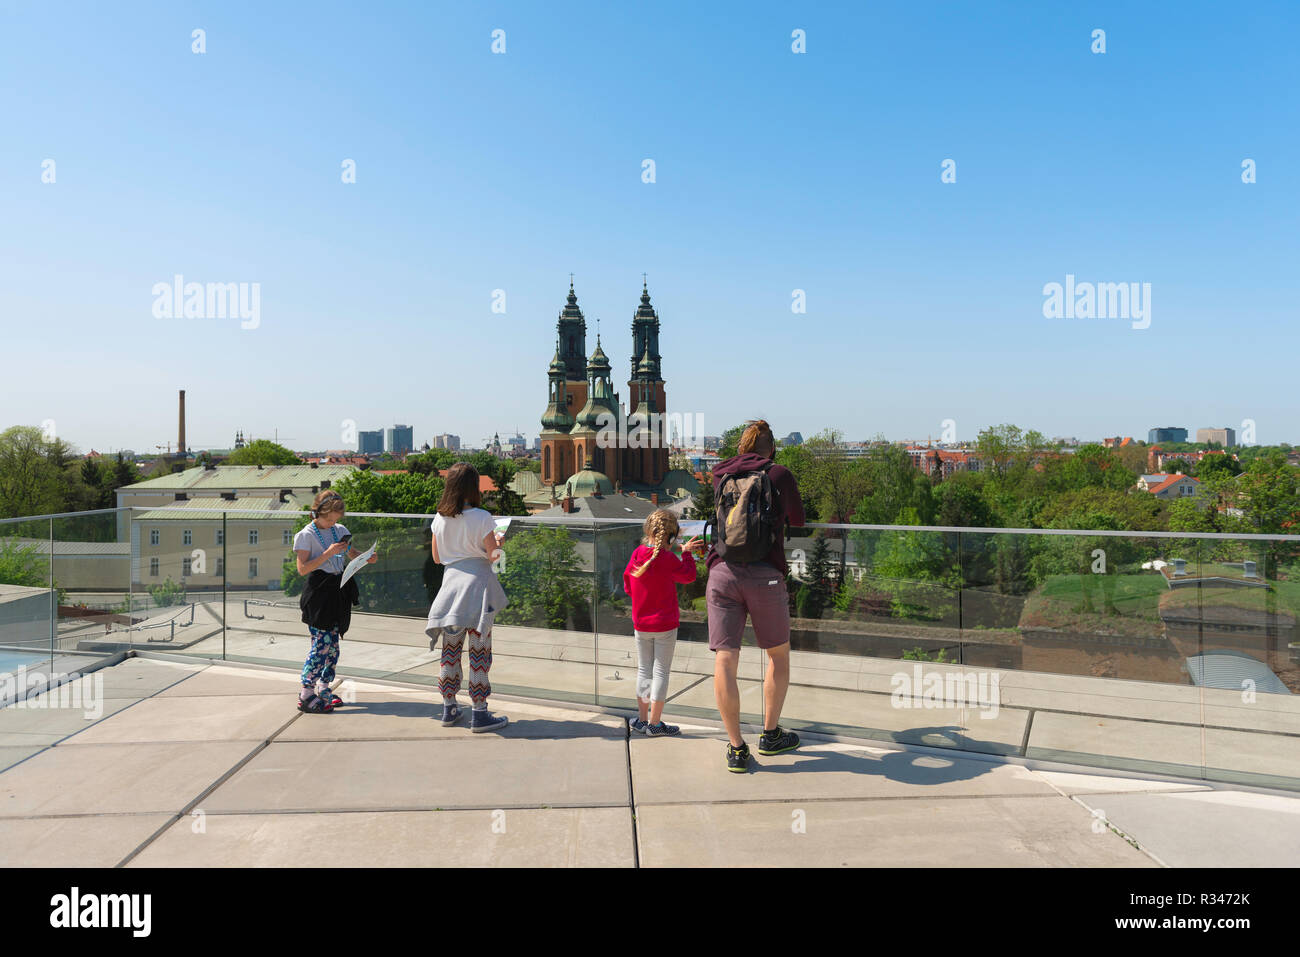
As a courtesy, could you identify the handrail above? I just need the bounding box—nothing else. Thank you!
[0,505,1293,542]
[116,506,1300,541]
[0,507,121,524]
[132,602,195,630]
[243,598,297,620]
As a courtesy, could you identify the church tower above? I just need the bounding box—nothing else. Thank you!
[627,280,668,485]
[540,339,575,488]
[540,282,590,491]
[569,336,621,487]
[557,280,589,401]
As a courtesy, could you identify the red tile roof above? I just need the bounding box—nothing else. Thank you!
[1149,474,1199,494]
[436,469,498,493]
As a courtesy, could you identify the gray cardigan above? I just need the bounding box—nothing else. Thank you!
[425,556,509,645]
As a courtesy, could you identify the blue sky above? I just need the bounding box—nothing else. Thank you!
[2,1,1296,454]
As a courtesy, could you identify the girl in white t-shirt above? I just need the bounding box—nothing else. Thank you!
[293,489,376,713]
[424,464,510,732]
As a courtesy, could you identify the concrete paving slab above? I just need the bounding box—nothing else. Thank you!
[129,807,634,868]
[278,692,624,741]
[71,656,205,697]
[1072,790,1300,868]
[635,797,1157,867]
[0,814,174,868]
[203,738,629,812]
[0,696,142,740]
[65,694,296,745]
[0,744,48,772]
[630,735,1056,805]
[0,741,255,816]
[154,665,302,697]
[0,730,75,747]
[2,656,200,704]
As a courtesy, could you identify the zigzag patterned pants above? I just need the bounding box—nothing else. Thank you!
[437,626,492,707]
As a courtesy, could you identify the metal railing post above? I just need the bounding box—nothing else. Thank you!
[48,517,55,664]
[222,511,228,660]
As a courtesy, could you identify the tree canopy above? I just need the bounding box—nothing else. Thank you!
[225,440,301,466]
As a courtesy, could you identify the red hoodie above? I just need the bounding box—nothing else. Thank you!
[622,545,699,631]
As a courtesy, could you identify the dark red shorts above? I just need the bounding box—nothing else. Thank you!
[705,561,791,651]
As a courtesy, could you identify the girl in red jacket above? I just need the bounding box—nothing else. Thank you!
[622,509,702,736]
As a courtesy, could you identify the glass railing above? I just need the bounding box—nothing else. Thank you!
[0,509,131,704]
[2,506,1297,790]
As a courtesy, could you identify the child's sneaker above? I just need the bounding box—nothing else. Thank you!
[469,708,508,733]
[726,742,750,773]
[645,721,680,737]
[628,717,648,734]
[440,701,462,726]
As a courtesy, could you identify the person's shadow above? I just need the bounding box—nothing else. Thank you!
[739,725,997,787]
[338,699,620,740]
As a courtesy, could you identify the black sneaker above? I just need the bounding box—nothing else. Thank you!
[757,727,799,756]
[726,742,750,773]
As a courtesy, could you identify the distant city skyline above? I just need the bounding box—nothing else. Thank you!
[5,2,1296,452]
[83,414,1284,459]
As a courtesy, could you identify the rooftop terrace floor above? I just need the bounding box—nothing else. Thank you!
[2,656,1297,867]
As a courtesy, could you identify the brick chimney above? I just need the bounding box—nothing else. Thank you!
[651,493,659,506]
[562,495,574,513]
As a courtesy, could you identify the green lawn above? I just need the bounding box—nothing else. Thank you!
[1018,571,1169,639]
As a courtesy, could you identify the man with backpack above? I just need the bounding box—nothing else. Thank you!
[704,420,806,772]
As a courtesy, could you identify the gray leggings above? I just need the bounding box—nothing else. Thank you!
[635,628,678,702]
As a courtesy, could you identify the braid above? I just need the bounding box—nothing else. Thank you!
[630,511,674,578]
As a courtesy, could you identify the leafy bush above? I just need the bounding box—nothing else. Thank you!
[0,537,50,588]
[495,526,592,630]
[902,645,952,663]
[146,577,187,607]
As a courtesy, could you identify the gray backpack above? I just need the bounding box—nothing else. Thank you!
[707,462,777,563]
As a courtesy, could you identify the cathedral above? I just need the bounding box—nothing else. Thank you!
[536,280,694,505]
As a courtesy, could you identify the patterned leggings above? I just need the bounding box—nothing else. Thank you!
[438,626,492,707]
[302,627,341,688]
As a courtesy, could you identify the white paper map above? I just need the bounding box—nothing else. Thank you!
[340,543,377,586]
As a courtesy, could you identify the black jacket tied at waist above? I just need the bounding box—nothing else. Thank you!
[299,570,359,635]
